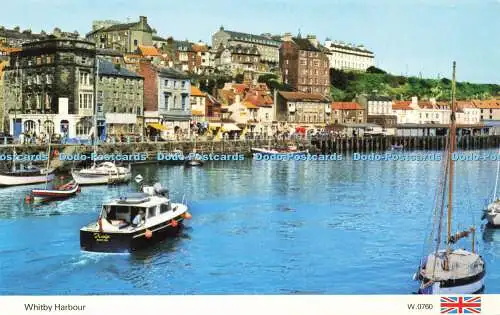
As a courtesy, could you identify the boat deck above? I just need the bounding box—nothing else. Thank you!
[422,249,484,281]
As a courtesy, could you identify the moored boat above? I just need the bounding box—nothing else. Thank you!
[80,182,191,253]
[0,165,55,186]
[413,62,485,294]
[71,162,131,185]
[30,180,80,202]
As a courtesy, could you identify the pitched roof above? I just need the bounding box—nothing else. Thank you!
[191,86,206,97]
[138,45,160,56]
[331,102,363,110]
[98,58,142,78]
[153,35,166,42]
[222,29,281,47]
[244,90,273,107]
[192,44,208,53]
[278,91,328,102]
[392,101,413,110]
[157,67,189,79]
[292,37,320,52]
[87,19,153,36]
[325,42,374,54]
[472,99,500,109]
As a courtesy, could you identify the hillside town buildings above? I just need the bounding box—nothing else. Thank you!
[324,40,375,71]
[280,34,330,95]
[212,27,281,71]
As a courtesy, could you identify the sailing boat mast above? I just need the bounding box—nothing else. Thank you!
[447,61,457,247]
[494,146,500,200]
[92,58,99,167]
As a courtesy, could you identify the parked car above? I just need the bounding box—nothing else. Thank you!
[0,132,14,144]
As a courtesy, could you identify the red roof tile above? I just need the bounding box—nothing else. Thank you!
[331,102,363,110]
[392,101,413,110]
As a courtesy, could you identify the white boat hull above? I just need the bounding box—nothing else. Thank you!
[31,182,80,202]
[486,212,500,226]
[486,201,500,226]
[72,170,131,185]
[0,173,55,186]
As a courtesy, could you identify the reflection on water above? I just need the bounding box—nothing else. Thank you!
[1,151,500,294]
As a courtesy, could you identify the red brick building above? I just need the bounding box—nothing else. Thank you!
[280,34,330,95]
[137,61,158,118]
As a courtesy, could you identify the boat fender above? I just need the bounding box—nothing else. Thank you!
[145,229,153,239]
[184,212,192,220]
[24,195,32,204]
[171,219,178,228]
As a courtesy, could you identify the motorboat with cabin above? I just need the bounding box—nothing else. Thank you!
[72,162,131,185]
[80,181,191,253]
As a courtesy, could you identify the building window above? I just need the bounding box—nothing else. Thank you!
[164,92,170,109]
[165,79,169,87]
[134,39,138,46]
[76,121,92,136]
[24,120,36,132]
[181,81,186,89]
[43,121,55,135]
[181,95,187,110]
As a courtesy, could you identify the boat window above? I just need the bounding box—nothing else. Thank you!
[130,206,144,222]
[148,206,157,218]
[160,203,170,214]
[108,205,130,221]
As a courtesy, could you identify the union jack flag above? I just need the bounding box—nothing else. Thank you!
[440,296,481,314]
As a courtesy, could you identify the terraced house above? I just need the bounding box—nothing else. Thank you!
[4,38,96,139]
[97,58,144,138]
[86,16,153,53]
[137,62,191,138]
[212,26,281,71]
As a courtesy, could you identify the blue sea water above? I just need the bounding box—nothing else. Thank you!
[1,149,500,295]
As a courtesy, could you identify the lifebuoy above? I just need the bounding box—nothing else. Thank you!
[171,219,178,227]
[145,229,153,239]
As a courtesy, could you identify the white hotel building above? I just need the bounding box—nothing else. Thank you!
[324,40,375,71]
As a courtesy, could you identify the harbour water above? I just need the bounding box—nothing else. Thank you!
[1,149,500,295]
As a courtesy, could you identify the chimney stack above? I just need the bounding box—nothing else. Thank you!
[139,16,147,25]
[282,32,292,42]
[307,34,318,48]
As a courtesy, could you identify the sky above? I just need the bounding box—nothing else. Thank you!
[2,0,499,84]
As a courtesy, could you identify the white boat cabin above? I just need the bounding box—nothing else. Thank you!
[98,191,179,232]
